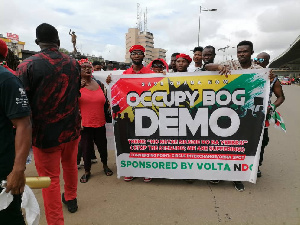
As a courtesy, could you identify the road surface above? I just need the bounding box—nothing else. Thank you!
[25,84,300,225]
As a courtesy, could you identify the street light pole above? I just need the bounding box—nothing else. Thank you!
[197,6,217,47]
[218,46,235,61]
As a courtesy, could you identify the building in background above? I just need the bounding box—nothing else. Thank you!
[269,35,300,78]
[125,28,166,64]
[0,33,25,59]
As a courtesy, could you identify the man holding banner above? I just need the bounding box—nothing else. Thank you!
[110,41,269,192]
[205,40,271,191]
[110,44,154,182]
[175,54,192,72]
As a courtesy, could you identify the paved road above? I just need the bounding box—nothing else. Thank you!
[26,85,300,225]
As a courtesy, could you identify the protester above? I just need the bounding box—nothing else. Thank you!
[17,23,81,224]
[119,63,127,70]
[254,52,285,177]
[0,40,16,74]
[254,52,270,69]
[202,45,216,66]
[107,61,114,71]
[78,60,105,165]
[176,53,192,72]
[77,57,97,167]
[205,40,263,192]
[78,58,113,183]
[169,52,180,72]
[123,45,153,182]
[205,40,261,74]
[0,38,32,225]
[188,46,203,72]
[147,58,169,73]
[92,61,103,71]
[106,44,154,182]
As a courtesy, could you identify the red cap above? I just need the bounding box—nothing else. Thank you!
[77,58,91,66]
[0,39,8,58]
[176,54,192,63]
[146,58,169,72]
[129,45,145,53]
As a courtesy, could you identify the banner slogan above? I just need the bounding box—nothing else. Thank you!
[110,69,270,183]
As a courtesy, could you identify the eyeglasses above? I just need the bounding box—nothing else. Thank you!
[130,52,144,56]
[253,58,265,63]
[152,64,164,68]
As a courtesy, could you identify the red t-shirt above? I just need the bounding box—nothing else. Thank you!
[79,85,106,128]
[123,66,154,74]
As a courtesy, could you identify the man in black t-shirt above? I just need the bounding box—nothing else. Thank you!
[0,65,31,224]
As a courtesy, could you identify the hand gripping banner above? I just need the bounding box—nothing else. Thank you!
[110,69,270,183]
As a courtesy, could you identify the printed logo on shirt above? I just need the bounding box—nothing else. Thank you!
[16,88,29,107]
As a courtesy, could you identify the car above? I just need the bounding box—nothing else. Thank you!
[281,77,291,85]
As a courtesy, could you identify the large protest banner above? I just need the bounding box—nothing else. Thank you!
[110,69,270,183]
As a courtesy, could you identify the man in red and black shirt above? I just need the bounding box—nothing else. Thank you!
[17,23,81,225]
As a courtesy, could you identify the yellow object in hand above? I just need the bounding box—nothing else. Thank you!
[26,177,51,189]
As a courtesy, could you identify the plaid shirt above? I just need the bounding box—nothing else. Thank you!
[222,60,262,70]
[17,47,81,148]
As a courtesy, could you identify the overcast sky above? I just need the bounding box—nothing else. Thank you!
[1,0,300,64]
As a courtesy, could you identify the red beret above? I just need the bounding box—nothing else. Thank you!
[77,58,92,66]
[129,45,145,53]
[0,39,8,58]
[176,54,192,63]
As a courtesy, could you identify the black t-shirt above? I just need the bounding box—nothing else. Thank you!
[0,66,31,179]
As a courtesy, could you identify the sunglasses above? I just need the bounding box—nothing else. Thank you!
[152,64,164,68]
[254,58,265,63]
[130,52,144,56]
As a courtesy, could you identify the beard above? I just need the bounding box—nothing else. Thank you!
[132,59,143,65]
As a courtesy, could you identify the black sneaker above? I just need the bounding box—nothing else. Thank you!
[257,168,262,177]
[233,181,245,192]
[209,180,220,184]
[62,193,78,213]
[185,179,195,184]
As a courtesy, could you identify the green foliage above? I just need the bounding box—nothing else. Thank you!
[59,48,70,55]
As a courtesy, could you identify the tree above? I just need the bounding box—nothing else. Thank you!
[59,48,70,55]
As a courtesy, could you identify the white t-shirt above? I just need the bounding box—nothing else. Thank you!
[187,64,202,72]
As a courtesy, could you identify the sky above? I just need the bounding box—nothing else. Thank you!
[1,0,300,64]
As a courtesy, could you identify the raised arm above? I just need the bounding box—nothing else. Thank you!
[205,63,231,76]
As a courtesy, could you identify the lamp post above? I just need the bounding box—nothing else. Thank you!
[218,46,235,61]
[198,6,217,47]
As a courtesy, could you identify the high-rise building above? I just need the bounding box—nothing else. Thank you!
[125,28,166,64]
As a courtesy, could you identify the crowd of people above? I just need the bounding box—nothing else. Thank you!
[0,22,285,225]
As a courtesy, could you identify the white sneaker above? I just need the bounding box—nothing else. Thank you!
[91,159,98,164]
[143,177,152,183]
